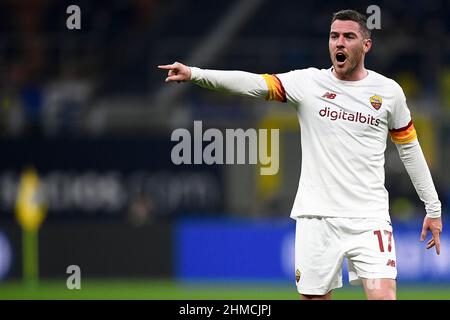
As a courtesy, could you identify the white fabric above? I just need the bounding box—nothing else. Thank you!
[295,217,397,295]
[278,67,413,220]
[396,140,441,218]
[189,66,441,220]
[190,67,268,98]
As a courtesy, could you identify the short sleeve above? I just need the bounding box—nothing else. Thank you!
[388,83,417,144]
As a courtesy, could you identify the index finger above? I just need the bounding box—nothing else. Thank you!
[157,64,174,70]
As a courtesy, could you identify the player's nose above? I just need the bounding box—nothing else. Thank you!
[336,37,345,47]
[335,34,347,46]
[336,44,345,51]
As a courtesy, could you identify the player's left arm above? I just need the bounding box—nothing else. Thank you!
[394,138,442,255]
[389,83,442,255]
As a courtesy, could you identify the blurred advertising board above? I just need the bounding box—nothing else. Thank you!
[0,137,224,221]
[175,218,450,283]
[0,221,173,280]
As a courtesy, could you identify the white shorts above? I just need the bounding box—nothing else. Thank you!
[294,216,397,295]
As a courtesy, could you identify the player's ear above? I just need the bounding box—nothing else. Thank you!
[363,38,372,53]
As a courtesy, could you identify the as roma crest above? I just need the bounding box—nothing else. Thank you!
[370,95,382,110]
[295,269,301,283]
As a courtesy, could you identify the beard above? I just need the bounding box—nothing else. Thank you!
[331,48,364,78]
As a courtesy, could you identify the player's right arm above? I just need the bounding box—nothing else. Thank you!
[158,62,287,102]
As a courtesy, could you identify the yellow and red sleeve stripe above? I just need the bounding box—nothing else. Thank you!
[389,120,417,144]
[262,74,287,103]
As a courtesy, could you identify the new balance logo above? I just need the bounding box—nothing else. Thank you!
[322,92,337,99]
[386,259,396,267]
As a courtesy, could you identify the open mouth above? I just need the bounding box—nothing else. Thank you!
[336,52,347,63]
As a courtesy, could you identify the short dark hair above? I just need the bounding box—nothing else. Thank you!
[331,9,371,39]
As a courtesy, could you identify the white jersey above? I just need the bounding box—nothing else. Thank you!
[190,65,440,219]
[264,67,417,221]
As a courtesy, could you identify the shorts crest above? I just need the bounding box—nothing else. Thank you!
[295,269,301,283]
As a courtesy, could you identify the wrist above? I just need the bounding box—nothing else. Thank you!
[189,66,201,82]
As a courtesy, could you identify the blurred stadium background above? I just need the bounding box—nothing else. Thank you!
[0,0,449,299]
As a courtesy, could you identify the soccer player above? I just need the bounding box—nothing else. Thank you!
[158,9,443,300]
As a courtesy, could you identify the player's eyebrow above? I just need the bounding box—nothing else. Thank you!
[330,31,358,37]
